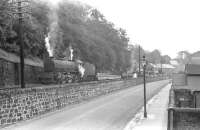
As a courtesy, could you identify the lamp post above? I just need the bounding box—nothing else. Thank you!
[139,45,141,75]
[142,55,147,118]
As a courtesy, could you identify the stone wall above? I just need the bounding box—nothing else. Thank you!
[174,112,200,130]
[168,89,200,130]
[0,78,167,127]
[174,89,194,108]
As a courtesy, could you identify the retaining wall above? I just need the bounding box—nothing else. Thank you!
[0,77,168,127]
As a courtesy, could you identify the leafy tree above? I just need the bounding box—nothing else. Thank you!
[0,0,50,58]
[0,0,17,50]
[149,49,161,64]
[54,1,131,73]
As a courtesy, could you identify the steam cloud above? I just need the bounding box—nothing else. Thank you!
[45,34,53,57]
[69,45,74,61]
[78,65,85,77]
[44,0,60,57]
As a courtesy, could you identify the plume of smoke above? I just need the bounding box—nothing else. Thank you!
[42,0,62,57]
[47,4,58,57]
[45,34,53,57]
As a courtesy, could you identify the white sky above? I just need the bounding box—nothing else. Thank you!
[51,0,200,58]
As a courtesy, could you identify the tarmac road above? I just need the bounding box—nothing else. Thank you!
[4,80,170,130]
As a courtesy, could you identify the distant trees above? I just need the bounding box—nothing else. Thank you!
[146,49,171,64]
[161,55,171,64]
[129,45,172,73]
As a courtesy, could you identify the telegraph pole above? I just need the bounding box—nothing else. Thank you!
[18,1,25,88]
[11,0,31,88]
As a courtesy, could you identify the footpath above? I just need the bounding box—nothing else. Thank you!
[124,83,171,130]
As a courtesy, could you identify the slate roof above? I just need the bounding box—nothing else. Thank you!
[0,48,43,67]
[154,64,175,69]
[185,64,200,75]
[191,57,200,65]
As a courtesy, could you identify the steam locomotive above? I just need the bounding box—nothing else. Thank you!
[39,57,97,84]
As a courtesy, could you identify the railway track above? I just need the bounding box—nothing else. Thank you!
[0,76,169,91]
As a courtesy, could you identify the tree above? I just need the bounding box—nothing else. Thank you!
[147,49,161,64]
[55,1,131,73]
[161,55,171,64]
[0,0,50,58]
[0,0,17,50]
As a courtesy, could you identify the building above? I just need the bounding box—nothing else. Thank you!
[169,62,200,130]
[150,63,175,75]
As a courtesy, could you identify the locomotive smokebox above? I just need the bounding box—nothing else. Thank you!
[49,55,54,59]
[43,56,55,72]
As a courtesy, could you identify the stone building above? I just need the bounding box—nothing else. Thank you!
[169,63,200,130]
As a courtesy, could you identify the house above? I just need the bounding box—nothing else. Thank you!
[153,63,175,74]
[169,63,200,129]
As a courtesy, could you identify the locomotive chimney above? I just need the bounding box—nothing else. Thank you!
[69,45,74,61]
[50,56,54,59]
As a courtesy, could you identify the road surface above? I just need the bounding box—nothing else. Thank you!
[4,80,170,130]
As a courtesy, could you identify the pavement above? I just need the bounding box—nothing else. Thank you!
[3,80,170,130]
[124,83,171,130]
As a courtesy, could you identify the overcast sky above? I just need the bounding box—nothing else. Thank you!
[51,0,200,58]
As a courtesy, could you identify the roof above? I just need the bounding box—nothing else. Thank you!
[149,63,157,68]
[185,64,200,75]
[0,48,43,67]
[191,51,200,57]
[170,60,179,66]
[173,85,200,91]
[191,57,200,65]
[190,51,200,64]
[154,64,175,69]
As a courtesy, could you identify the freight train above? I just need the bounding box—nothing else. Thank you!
[39,57,97,84]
